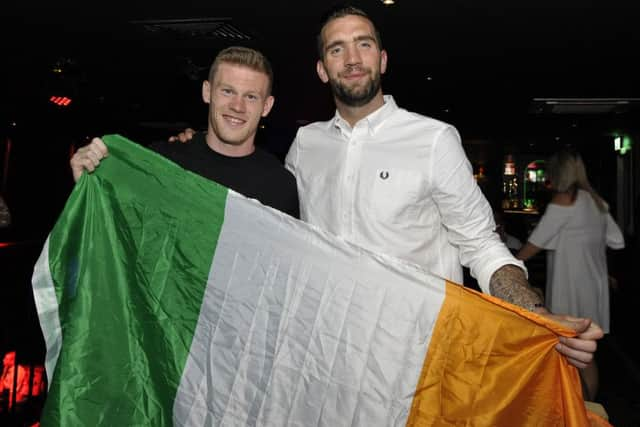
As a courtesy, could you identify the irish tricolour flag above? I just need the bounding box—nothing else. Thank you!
[33,135,607,426]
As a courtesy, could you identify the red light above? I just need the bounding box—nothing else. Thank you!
[49,95,72,107]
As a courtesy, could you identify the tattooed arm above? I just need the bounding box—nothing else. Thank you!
[489,264,603,369]
[489,264,545,312]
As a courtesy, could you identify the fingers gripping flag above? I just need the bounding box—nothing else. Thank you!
[32,135,608,426]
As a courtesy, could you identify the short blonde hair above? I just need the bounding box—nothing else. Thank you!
[208,46,273,95]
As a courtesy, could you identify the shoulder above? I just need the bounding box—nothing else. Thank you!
[289,120,338,156]
[252,147,299,217]
[578,189,608,211]
[149,133,205,156]
[385,103,456,134]
[539,200,574,223]
[393,109,462,150]
[253,147,295,177]
[253,146,285,164]
[403,109,453,130]
[296,119,334,139]
[384,95,454,134]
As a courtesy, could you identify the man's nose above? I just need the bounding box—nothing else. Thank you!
[229,95,246,112]
[345,44,362,66]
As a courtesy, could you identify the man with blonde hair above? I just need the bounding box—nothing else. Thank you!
[71,46,299,217]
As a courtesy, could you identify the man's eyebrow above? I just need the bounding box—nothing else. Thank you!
[325,40,345,52]
[325,34,377,52]
[354,34,377,44]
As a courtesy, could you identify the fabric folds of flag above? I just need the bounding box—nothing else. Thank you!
[32,135,608,426]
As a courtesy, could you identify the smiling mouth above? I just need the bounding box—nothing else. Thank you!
[344,73,365,80]
[223,115,246,126]
[341,68,370,81]
[342,65,369,77]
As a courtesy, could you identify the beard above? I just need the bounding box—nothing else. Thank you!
[329,67,381,107]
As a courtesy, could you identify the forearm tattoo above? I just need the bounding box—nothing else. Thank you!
[489,264,543,311]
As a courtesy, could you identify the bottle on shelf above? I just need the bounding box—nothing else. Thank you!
[502,155,519,210]
[522,160,547,212]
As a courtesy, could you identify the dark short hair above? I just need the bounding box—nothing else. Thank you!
[316,4,383,59]
[208,46,274,95]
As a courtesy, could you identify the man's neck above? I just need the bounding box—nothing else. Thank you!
[205,130,255,158]
[335,92,385,128]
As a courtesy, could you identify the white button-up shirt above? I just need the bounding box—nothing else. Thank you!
[285,95,524,293]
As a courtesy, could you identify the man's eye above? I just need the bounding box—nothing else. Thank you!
[329,46,342,55]
[246,94,258,101]
[221,88,232,95]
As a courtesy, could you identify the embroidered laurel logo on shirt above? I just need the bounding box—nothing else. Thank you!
[379,171,389,180]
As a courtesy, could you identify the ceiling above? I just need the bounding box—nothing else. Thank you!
[2,0,640,145]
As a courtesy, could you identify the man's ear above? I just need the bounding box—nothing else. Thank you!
[380,50,388,75]
[316,60,329,83]
[202,81,211,104]
[262,95,275,117]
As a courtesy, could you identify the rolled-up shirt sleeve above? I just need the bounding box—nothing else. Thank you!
[430,126,526,294]
[605,213,625,249]
[528,205,572,250]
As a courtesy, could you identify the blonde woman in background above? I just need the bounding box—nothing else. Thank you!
[517,149,625,401]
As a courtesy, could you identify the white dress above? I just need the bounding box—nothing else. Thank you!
[528,190,624,333]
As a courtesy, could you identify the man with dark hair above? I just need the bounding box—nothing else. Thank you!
[71,46,299,217]
[285,4,602,369]
[315,5,383,62]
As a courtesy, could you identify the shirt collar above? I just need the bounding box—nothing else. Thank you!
[332,95,398,136]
